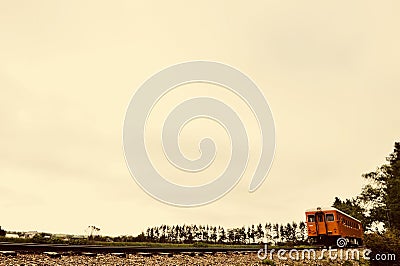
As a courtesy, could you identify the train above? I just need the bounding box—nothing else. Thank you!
[305,207,363,247]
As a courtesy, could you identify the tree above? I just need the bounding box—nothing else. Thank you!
[0,226,5,237]
[227,229,235,243]
[285,223,294,242]
[175,225,180,242]
[203,225,209,242]
[256,223,264,243]
[332,142,400,233]
[218,226,226,243]
[169,226,175,242]
[185,225,194,243]
[332,197,369,228]
[86,225,100,241]
[279,224,286,243]
[210,226,218,243]
[264,223,272,244]
[291,222,298,243]
[360,142,400,231]
[298,221,306,242]
[193,225,200,242]
[250,224,256,243]
[273,224,280,245]
[239,226,247,244]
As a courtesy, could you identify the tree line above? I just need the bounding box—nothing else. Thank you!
[126,222,308,245]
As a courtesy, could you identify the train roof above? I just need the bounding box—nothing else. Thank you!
[305,207,362,223]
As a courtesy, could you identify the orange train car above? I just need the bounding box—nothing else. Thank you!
[305,207,363,246]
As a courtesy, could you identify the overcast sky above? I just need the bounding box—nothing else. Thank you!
[1,1,399,236]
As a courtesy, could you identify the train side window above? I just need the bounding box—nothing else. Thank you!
[308,215,315,222]
[326,214,334,222]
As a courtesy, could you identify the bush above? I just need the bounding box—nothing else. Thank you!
[192,242,208,248]
[364,229,399,265]
[342,261,353,266]
[261,258,276,265]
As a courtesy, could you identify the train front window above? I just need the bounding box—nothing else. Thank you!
[308,215,315,222]
[326,214,334,222]
[317,214,323,222]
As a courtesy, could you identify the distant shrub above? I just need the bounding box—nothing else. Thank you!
[192,242,208,247]
[261,258,276,265]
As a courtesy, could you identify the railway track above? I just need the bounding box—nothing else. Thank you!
[0,242,261,254]
[0,242,329,255]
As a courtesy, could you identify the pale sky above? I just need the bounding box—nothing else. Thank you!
[1,1,399,237]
